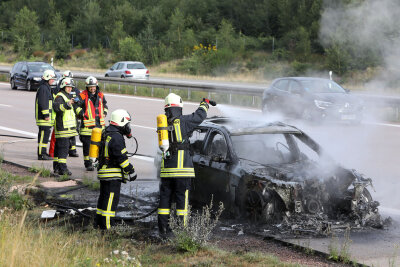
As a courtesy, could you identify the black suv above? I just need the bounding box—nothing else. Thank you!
[9,61,61,91]
[262,77,364,123]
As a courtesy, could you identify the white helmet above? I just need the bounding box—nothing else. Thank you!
[85,76,98,87]
[60,77,75,89]
[62,70,73,78]
[110,109,131,127]
[165,93,183,108]
[42,70,56,81]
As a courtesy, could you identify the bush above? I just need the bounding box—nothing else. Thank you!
[169,198,224,252]
[69,49,87,59]
[117,36,144,62]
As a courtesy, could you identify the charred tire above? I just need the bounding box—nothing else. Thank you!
[11,79,17,90]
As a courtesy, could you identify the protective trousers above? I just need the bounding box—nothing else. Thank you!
[69,136,77,155]
[79,135,91,167]
[158,178,191,233]
[37,126,51,156]
[96,180,121,230]
[53,137,70,173]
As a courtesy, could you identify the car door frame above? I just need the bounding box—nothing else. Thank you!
[196,128,235,207]
[271,79,290,114]
[287,79,306,116]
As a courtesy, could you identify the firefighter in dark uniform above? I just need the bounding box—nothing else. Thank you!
[35,69,57,160]
[96,109,136,230]
[158,93,210,236]
[78,76,108,171]
[52,78,78,176]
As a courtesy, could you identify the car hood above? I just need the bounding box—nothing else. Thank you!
[28,72,44,78]
[242,159,355,193]
[313,92,362,106]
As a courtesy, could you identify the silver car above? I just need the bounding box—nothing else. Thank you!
[104,61,149,80]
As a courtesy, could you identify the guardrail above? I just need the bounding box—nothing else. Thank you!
[2,69,400,119]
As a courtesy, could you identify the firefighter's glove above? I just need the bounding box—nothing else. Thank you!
[200,100,209,110]
[128,170,137,182]
[202,98,217,106]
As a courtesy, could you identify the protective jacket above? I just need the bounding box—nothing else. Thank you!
[78,89,108,136]
[160,104,208,178]
[97,125,134,181]
[35,80,53,127]
[53,90,78,138]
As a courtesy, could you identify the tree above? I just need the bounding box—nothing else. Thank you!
[108,20,126,52]
[117,36,144,62]
[11,6,40,56]
[49,12,70,59]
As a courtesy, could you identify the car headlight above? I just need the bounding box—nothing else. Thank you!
[314,100,332,109]
[33,77,42,81]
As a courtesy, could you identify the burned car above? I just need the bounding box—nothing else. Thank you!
[187,117,381,231]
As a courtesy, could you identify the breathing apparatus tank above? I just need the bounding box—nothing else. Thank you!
[89,127,103,161]
[157,114,169,155]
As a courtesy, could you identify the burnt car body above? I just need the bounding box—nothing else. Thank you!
[187,117,380,228]
[262,77,364,123]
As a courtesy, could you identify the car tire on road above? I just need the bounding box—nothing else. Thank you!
[10,79,17,90]
[121,75,125,78]
[105,74,109,77]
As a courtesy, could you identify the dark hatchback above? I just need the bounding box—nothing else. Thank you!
[262,77,364,123]
[9,61,61,91]
[186,117,380,227]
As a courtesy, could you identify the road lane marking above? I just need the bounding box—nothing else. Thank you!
[364,122,400,128]
[0,104,12,107]
[0,126,37,137]
[131,124,156,130]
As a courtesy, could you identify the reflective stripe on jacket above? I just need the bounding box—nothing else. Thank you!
[160,104,208,178]
[35,81,53,127]
[97,125,134,181]
[53,91,77,138]
[79,90,108,136]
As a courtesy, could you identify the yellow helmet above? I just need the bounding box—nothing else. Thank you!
[42,70,56,81]
[165,93,183,108]
[60,77,75,89]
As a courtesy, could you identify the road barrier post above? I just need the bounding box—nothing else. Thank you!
[151,87,154,97]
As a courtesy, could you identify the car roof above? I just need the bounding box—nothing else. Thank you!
[201,117,302,135]
[117,61,144,64]
[273,77,333,82]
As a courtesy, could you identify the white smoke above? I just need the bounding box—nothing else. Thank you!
[320,0,400,91]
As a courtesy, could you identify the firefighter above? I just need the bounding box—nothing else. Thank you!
[35,69,56,160]
[158,93,210,236]
[96,109,136,230]
[77,76,108,171]
[51,70,80,157]
[52,78,78,176]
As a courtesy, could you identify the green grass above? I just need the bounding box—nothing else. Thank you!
[81,176,100,191]
[28,165,52,178]
[0,74,8,82]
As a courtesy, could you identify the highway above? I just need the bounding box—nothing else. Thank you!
[1,82,400,265]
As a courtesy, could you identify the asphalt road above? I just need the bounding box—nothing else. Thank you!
[1,82,400,266]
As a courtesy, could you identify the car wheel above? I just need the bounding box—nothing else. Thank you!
[105,74,109,77]
[120,75,125,78]
[26,80,32,91]
[11,79,17,90]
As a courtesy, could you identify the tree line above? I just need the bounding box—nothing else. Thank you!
[0,0,387,76]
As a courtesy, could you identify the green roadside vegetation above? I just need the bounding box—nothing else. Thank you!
[0,162,307,267]
[0,0,399,90]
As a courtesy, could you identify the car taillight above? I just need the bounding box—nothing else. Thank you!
[125,70,131,74]
[146,70,149,74]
